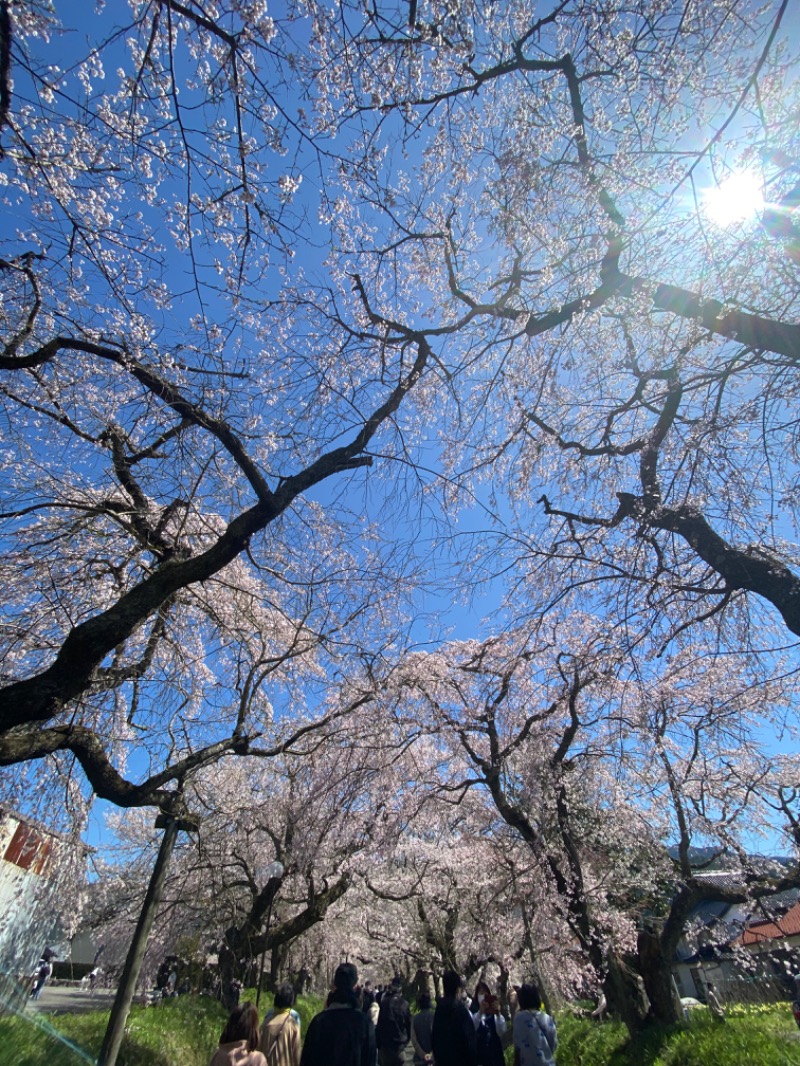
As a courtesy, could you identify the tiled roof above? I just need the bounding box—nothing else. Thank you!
[738,902,800,947]
[760,887,800,913]
[692,871,746,894]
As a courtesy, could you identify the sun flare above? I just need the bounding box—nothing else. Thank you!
[703,171,765,227]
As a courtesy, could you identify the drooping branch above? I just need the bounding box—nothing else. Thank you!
[447,229,799,363]
[0,329,431,735]
[0,336,274,503]
[263,872,351,951]
[446,30,800,361]
[541,467,800,637]
[535,355,800,638]
[453,671,604,967]
[0,499,276,733]
[228,872,351,961]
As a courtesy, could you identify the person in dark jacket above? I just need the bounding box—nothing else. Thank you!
[410,992,434,1065]
[375,976,411,1066]
[475,993,504,1066]
[431,971,477,1066]
[300,963,376,1066]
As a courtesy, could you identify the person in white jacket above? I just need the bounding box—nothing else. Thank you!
[512,983,557,1066]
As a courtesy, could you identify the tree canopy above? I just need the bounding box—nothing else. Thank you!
[1,0,799,1028]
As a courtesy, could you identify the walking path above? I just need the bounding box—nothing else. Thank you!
[28,984,116,1014]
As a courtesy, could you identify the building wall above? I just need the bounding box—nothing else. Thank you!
[0,809,62,976]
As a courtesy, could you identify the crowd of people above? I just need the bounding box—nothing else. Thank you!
[209,964,558,1066]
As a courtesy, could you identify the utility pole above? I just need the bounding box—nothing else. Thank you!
[97,813,196,1066]
[255,861,284,1009]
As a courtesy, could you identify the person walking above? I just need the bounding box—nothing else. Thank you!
[300,962,375,1066]
[210,1003,268,1066]
[362,988,380,1030]
[512,983,557,1066]
[410,992,435,1066]
[361,986,379,1065]
[431,971,477,1066]
[469,980,491,1015]
[30,957,53,1000]
[261,982,303,1036]
[376,975,411,1066]
[260,983,302,1066]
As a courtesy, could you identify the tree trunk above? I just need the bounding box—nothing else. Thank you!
[602,951,650,1035]
[268,941,288,992]
[219,935,252,987]
[220,874,350,994]
[637,928,682,1026]
[519,903,555,1016]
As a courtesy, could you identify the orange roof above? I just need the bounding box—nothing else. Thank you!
[739,902,800,947]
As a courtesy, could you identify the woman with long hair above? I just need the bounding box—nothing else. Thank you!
[210,1002,268,1066]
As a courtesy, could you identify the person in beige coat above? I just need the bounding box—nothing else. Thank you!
[260,984,302,1066]
[210,1002,268,1066]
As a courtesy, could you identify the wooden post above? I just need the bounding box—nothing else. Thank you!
[255,861,284,1010]
[97,814,192,1066]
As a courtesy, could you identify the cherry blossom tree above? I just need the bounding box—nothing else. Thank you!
[82,672,429,987]
[83,753,356,989]
[381,616,799,1029]
[2,2,800,1032]
[292,782,544,1005]
[297,0,800,649]
[383,626,657,1027]
[0,1,437,814]
[3,2,797,812]
[188,738,392,988]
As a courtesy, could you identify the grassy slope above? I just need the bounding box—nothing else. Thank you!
[1,995,798,1065]
[0,995,227,1065]
[557,1004,800,1066]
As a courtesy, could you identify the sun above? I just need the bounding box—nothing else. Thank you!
[703,171,765,228]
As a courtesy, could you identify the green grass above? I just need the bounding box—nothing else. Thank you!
[3,993,797,1065]
[0,993,227,1065]
[0,990,329,1066]
[555,1003,800,1066]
